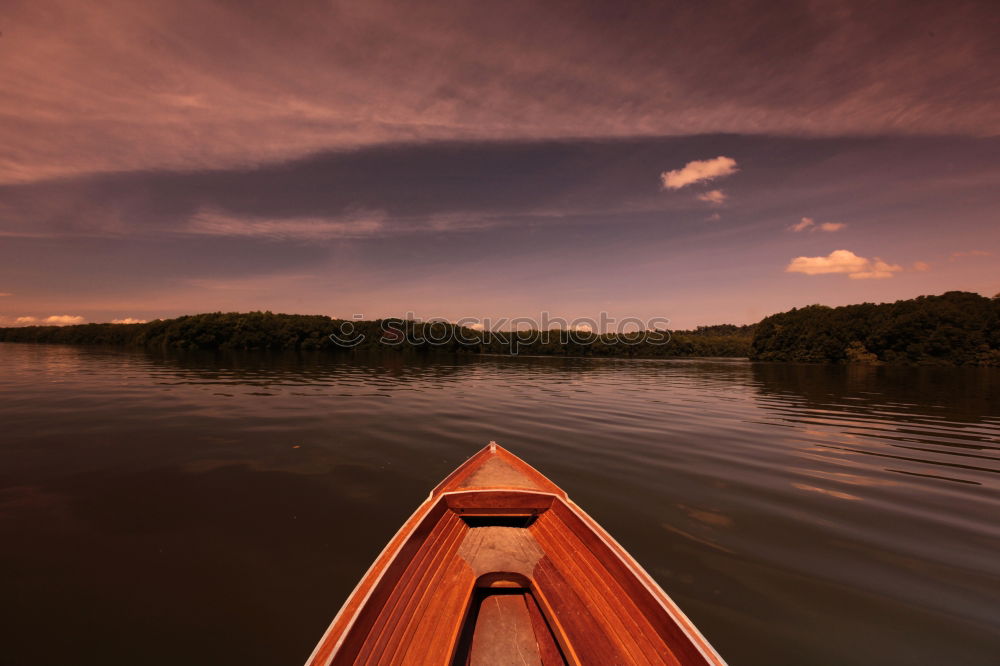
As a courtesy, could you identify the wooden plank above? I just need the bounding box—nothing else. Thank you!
[315,499,448,666]
[433,443,567,498]
[532,514,676,664]
[532,516,648,663]
[355,510,464,664]
[444,490,555,513]
[531,517,671,665]
[373,512,469,664]
[457,526,544,579]
[399,556,475,663]
[524,592,568,666]
[545,501,719,665]
[468,593,542,666]
[531,557,628,665]
[538,510,675,660]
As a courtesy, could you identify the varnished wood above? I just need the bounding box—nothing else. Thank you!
[305,442,726,666]
[467,592,541,665]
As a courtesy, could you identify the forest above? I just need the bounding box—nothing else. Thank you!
[2,291,997,364]
[749,291,999,365]
[0,311,753,358]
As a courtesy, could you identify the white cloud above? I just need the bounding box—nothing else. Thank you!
[695,189,727,205]
[789,217,845,232]
[14,314,85,326]
[786,250,902,279]
[111,317,148,324]
[789,217,814,232]
[45,315,86,325]
[661,156,738,190]
[786,250,868,275]
[848,259,903,279]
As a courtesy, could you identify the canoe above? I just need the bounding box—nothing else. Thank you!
[306,442,726,665]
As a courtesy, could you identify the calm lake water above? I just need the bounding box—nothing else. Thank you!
[1,343,998,665]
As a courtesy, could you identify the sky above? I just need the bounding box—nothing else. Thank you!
[1,0,998,329]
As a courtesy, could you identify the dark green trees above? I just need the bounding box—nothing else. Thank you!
[4,292,996,364]
[0,311,754,357]
[750,292,1000,365]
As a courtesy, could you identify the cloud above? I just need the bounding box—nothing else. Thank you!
[786,250,901,279]
[705,212,722,221]
[183,209,386,240]
[695,189,727,205]
[912,261,931,271]
[14,315,86,326]
[175,206,501,242]
[661,157,739,190]
[950,250,993,260]
[0,1,997,184]
[789,217,845,232]
[848,259,903,279]
[786,249,868,275]
[789,217,815,232]
[0,292,11,297]
[45,315,86,325]
[111,318,148,324]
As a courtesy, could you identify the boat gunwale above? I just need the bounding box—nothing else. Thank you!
[302,494,441,666]
[557,495,726,665]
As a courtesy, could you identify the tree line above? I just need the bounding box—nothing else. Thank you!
[2,291,997,364]
[749,291,999,365]
[0,311,753,358]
